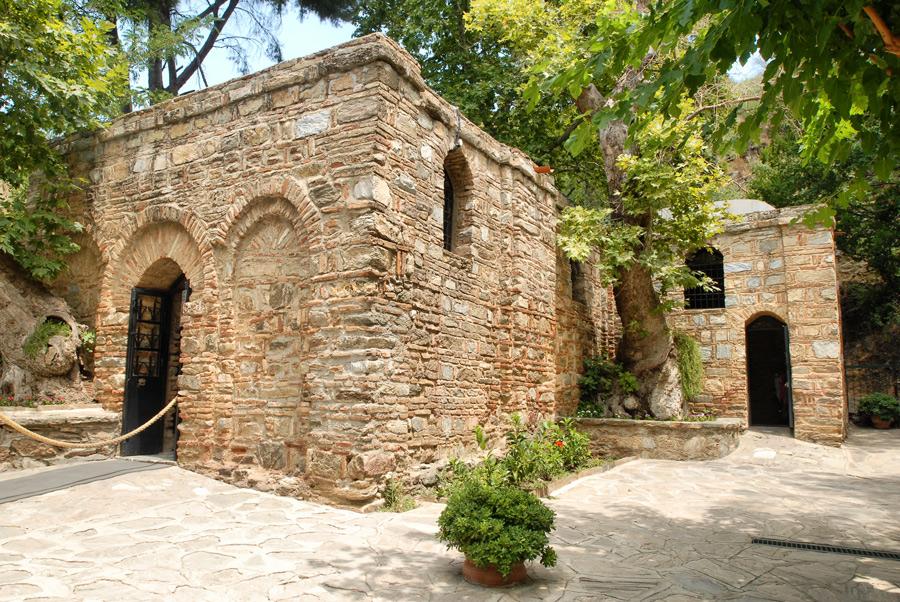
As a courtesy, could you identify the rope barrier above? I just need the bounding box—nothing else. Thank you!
[0,396,178,449]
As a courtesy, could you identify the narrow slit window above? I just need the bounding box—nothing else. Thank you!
[443,169,454,251]
[442,149,473,255]
[684,248,725,309]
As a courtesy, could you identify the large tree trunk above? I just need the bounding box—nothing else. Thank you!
[613,265,684,418]
[577,84,685,418]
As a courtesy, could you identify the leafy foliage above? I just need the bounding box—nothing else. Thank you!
[0,0,126,187]
[748,127,899,337]
[442,415,594,494]
[0,179,84,281]
[673,331,703,402]
[577,355,638,415]
[0,0,123,279]
[113,0,357,102]
[858,392,900,421]
[523,0,898,194]
[353,0,610,205]
[380,478,417,512]
[437,476,557,577]
[23,317,72,358]
[557,114,728,293]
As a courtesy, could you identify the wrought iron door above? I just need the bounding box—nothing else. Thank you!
[122,289,171,456]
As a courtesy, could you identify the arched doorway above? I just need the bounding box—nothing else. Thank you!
[745,315,793,428]
[122,259,190,456]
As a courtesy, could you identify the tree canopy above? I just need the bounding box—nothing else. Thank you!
[0,0,125,186]
[492,0,900,209]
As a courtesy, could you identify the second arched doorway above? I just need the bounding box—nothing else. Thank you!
[745,315,793,428]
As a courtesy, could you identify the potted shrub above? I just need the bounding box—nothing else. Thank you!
[437,467,557,587]
[859,393,900,429]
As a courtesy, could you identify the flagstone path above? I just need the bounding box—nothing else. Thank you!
[1,426,899,601]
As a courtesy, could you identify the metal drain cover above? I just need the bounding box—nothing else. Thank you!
[752,537,900,561]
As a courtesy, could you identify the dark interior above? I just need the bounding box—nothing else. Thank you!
[122,276,186,456]
[746,316,791,427]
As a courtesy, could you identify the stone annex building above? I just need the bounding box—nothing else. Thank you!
[41,35,845,504]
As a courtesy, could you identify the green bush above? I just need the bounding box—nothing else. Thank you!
[544,418,592,472]
[23,317,71,358]
[858,393,900,421]
[576,355,638,417]
[502,414,565,486]
[380,478,417,512]
[673,331,704,401]
[441,415,595,493]
[437,476,557,577]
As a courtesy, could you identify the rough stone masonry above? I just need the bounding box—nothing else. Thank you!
[53,34,615,506]
[47,35,845,505]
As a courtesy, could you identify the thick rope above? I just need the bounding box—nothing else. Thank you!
[0,396,178,449]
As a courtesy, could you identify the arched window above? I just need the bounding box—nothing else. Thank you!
[684,248,725,309]
[442,149,473,254]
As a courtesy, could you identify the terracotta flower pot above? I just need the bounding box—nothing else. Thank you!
[871,416,893,429]
[462,558,527,587]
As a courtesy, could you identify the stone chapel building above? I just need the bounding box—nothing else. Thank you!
[670,200,847,446]
[44,34,845,504]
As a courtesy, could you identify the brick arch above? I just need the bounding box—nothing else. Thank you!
[50,231,107,328]
[104,205,214,269]
[740,308,788,327]
[217,195,314,472]
[93,220,218,418]
[211,175,323,248]
[102,221,215,309]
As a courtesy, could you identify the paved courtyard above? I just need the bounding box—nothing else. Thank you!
[1,427,899,601]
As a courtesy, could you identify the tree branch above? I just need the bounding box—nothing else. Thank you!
[194,0,231,23]
[863,5,900,57]
[172,0,240,93]
[685,95,762,120]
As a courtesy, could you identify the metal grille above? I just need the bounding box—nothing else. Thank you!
[845,362,899,414]
[752,538,900,561]
[684,248,725,309]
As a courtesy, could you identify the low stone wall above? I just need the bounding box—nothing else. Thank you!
[0,405,120,471]
[576,417,744,461]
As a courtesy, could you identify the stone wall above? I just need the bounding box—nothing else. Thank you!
[0,405,119,470]
[576,417,744,460]
[669,206,847,445]
[56,34,610,506]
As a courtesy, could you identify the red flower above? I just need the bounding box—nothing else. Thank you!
[554,440,565,448]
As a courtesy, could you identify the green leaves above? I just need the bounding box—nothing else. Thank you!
[0,0,126,186]
[558,112,728,291]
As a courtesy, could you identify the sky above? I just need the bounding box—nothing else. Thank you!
[185,7,355,92]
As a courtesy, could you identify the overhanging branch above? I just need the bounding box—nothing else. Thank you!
[685,95,762,120]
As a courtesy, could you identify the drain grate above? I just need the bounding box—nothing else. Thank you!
[752,537,900,561]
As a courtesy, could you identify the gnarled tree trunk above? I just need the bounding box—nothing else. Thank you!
[577,83,685,419]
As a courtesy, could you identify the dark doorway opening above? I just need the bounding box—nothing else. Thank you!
[122,263,189,457]
[746,315,793,428]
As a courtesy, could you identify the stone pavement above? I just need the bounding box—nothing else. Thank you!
[1,426,899,601]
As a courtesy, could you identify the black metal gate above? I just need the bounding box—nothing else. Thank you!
[122,289,171,456]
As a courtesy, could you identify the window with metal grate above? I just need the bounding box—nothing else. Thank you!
[684,248,725,309]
